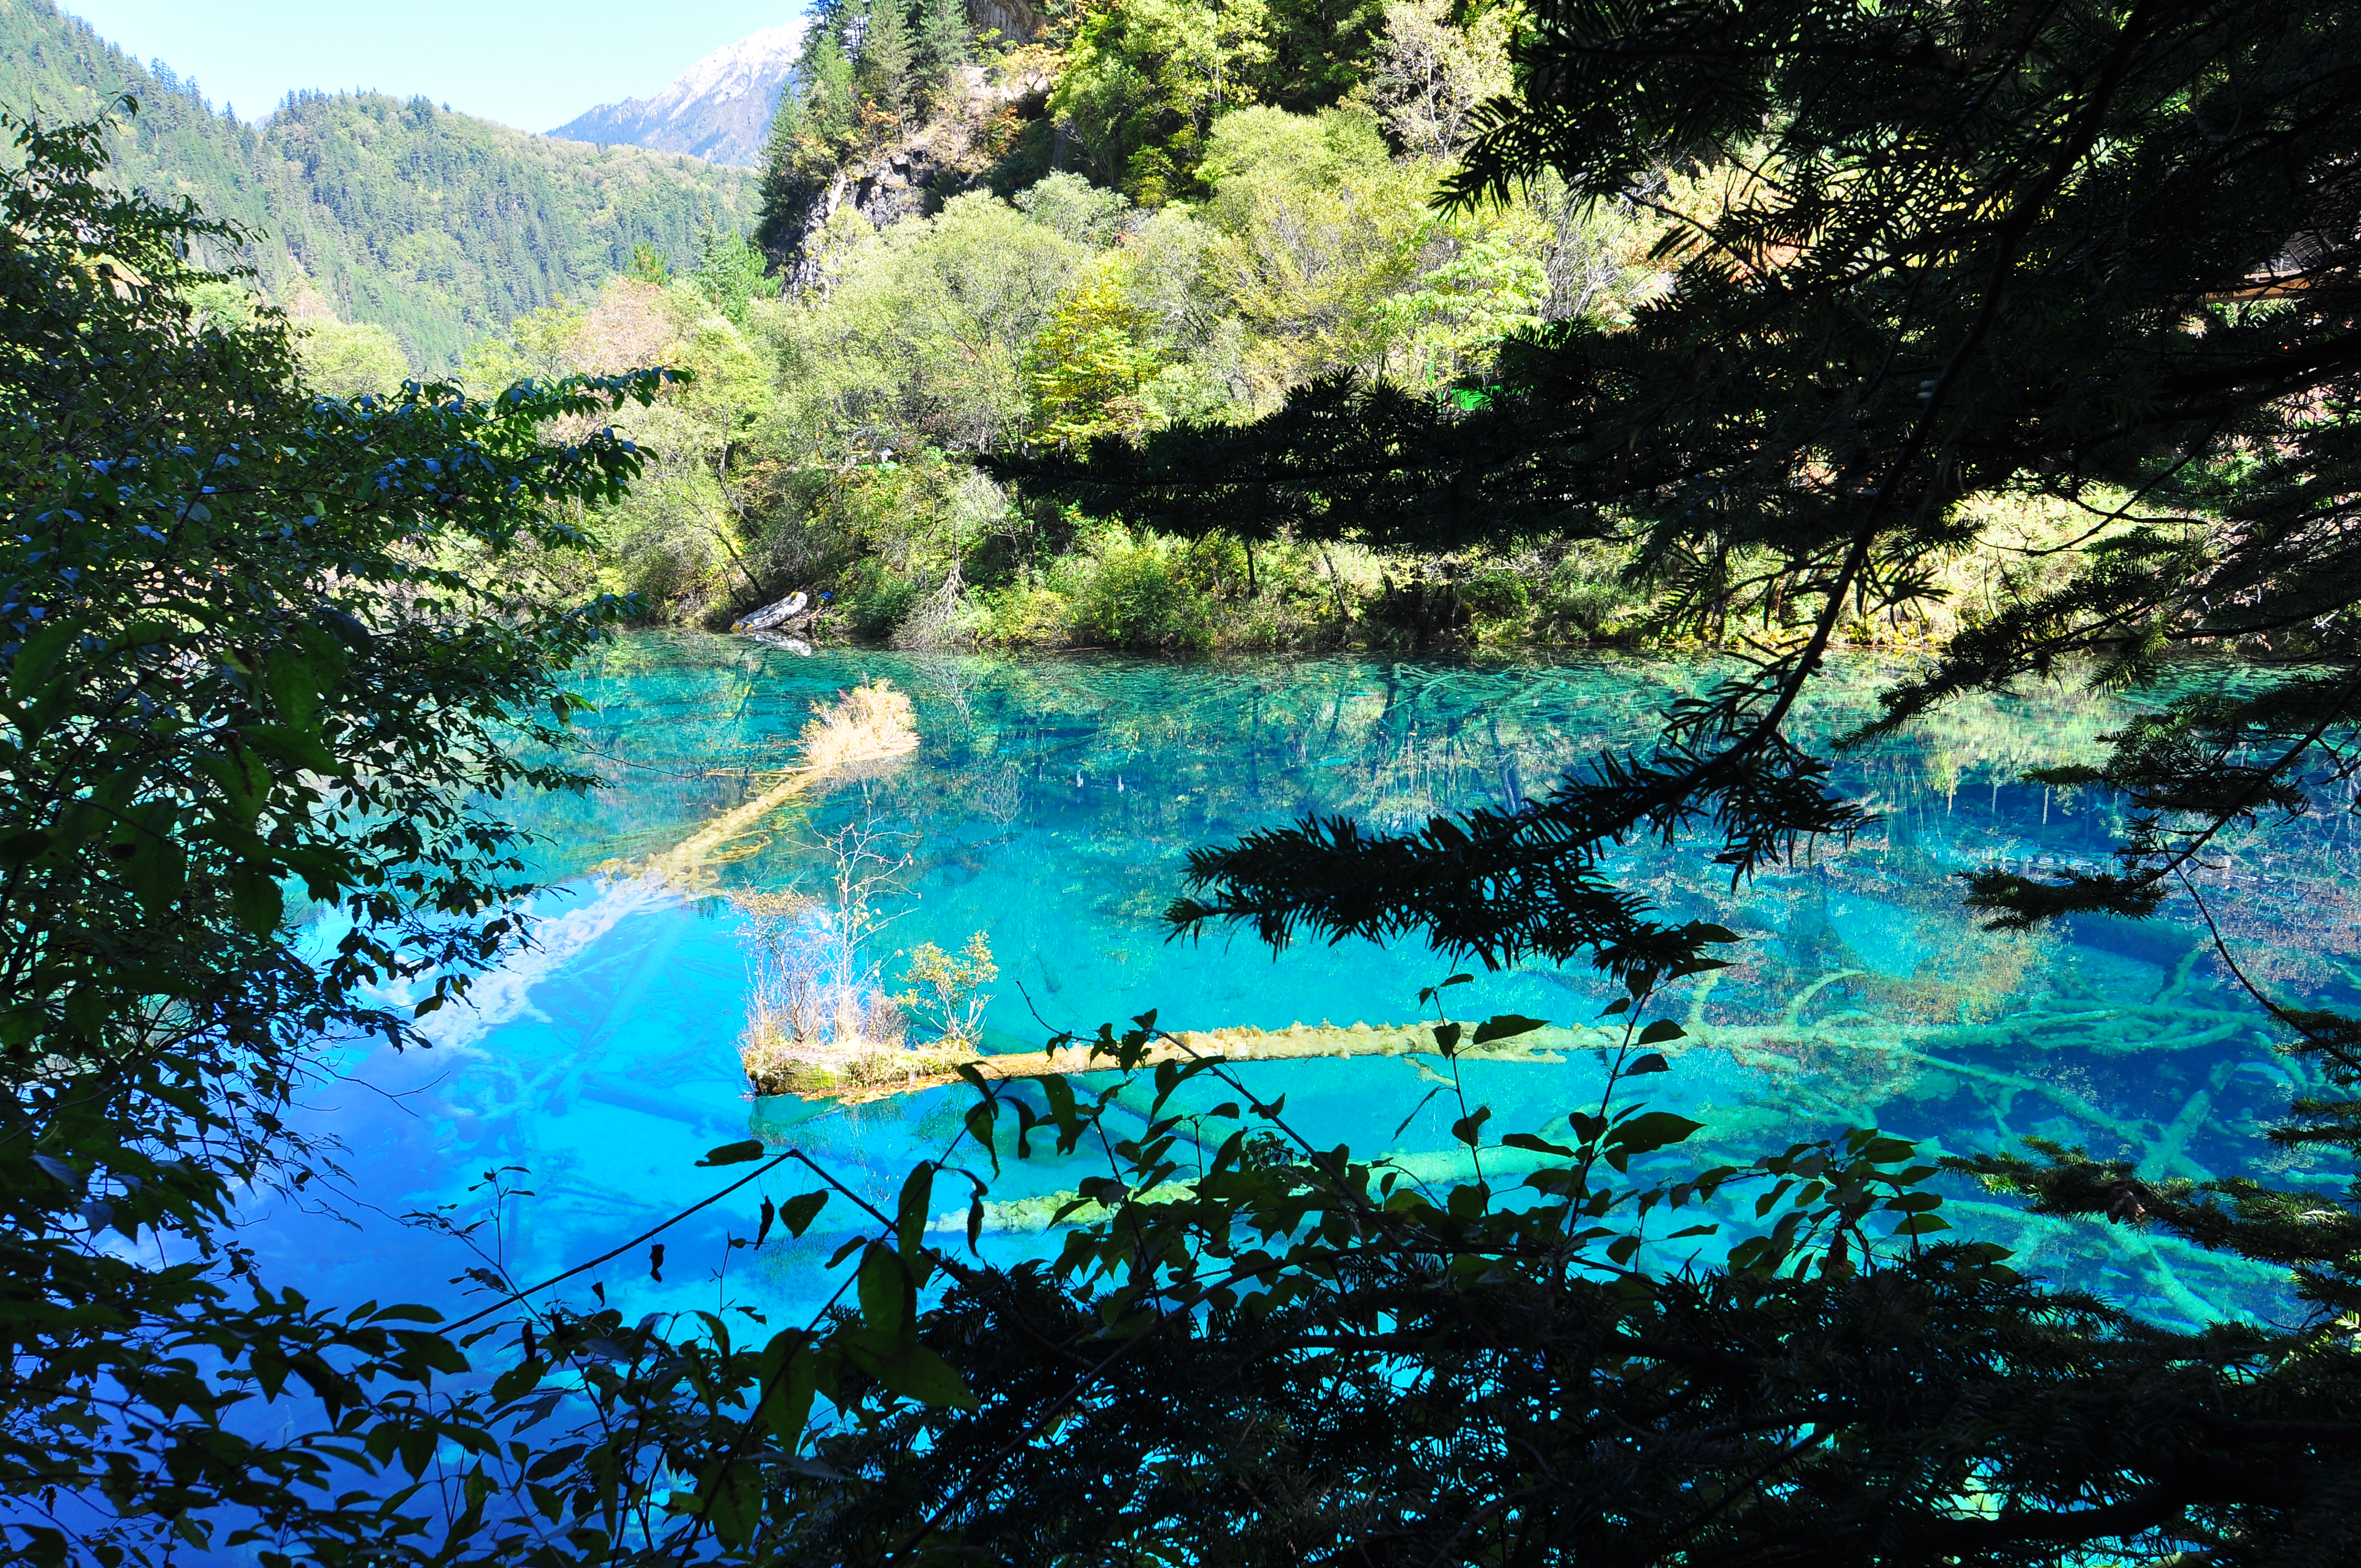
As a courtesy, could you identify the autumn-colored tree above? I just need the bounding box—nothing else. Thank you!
[1024,251,1164,445]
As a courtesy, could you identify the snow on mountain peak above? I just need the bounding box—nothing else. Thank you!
[547,24,806,168]
[657,26,806,111]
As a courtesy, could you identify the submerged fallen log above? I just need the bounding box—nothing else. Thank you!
[748,1020,1603,1101]
[752,1002,2274,1106]
[643,679,917,886]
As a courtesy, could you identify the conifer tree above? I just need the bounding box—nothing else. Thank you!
[955,1,2361,1552]
[756,2,862,254]
[917,0,975,94]
[858,0,917,126]
[754,101,802,254]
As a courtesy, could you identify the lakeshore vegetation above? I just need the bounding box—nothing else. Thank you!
[8,0,2361,1562]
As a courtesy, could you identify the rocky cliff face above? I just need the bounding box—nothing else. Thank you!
[780,60,1056,287]
[548,24,803,168]
[967,0,1049,46]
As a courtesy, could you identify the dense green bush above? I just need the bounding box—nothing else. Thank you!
[1451,548,1647,645]
[843,563,926,639]
[1460,563,1530,619]
[1062,527,1220,651]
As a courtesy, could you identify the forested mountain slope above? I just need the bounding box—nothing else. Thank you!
[547,0,1672,646]
[0,0,755,365]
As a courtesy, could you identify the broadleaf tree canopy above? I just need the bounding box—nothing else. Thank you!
[0,100,672,1564]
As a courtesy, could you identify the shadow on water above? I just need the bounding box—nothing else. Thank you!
[260,633,2357,1337]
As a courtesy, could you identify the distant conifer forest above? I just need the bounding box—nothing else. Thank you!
[0,0,755,367]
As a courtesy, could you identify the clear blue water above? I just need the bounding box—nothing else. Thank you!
[257,635,2360,1337]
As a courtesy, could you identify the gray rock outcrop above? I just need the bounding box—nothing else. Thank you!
[778,61,1055,289]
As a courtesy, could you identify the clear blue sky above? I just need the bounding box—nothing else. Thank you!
[62,2,804,132]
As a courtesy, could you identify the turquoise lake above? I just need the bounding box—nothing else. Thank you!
[260,634,2360,1334]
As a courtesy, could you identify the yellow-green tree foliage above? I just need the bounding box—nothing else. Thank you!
[294,320,409,400]
[1194,107,1551,401]
[1024,252,1163,446]
[1051,0,1277,201]
[1363,0,1513,158]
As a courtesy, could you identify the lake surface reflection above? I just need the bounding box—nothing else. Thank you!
[262,634,2360,1334]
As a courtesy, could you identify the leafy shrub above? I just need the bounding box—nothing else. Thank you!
[1456,564,1531,644]
[1179,529,1253,594]
[844,563,924,638]
[1537,553,1642,641]
[972,578,1079,644]
[1064,527,1216,651]
[1461,564,1531,616]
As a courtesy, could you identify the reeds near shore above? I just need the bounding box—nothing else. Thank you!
[689,681,1007,1094]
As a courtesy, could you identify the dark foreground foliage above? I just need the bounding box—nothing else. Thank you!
[0,103,670,1561]
[815,1203,2357,1562]
[17,0,2361,1553]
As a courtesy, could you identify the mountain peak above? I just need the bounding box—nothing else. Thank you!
[547,24,804,168]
